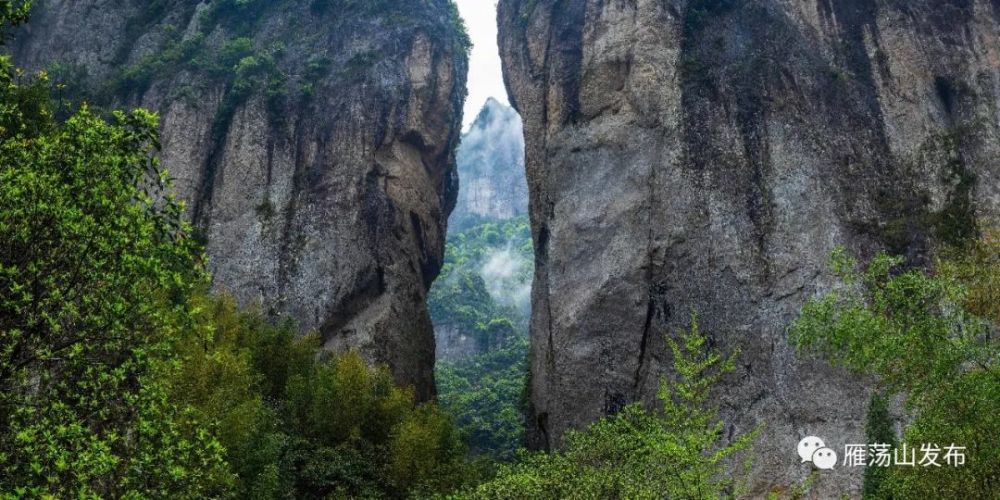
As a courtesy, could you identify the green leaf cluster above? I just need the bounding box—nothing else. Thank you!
[437,336,528,462]
[791,235,1000,498]
[168,294,477,499]
[0,19,230,494]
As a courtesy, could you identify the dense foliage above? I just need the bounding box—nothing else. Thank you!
[172,296,474,499]
[458,316,759,499]
[430,217,532,344]
[1,11,230,493]
[430,217,532,461]
[791,234,1000,498]
[436,336,528,462]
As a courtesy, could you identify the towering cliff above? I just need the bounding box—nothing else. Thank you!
[11,0,469,399]
[450,97,528,231]
[499,0,999,493]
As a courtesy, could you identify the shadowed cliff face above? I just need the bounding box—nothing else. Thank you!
[499,0,999,494]
[12,0,469,400]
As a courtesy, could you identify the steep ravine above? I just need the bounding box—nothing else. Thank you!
[499,0,999,494]
[12,0,469,400]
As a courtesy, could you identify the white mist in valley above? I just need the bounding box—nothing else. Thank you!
[430,98,531,362]
[479,244,532,315]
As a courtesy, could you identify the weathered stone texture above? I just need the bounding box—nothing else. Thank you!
[499,0,999,494]
[13,0,469,399]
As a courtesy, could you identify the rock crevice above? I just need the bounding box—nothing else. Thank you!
[499,0,999,493]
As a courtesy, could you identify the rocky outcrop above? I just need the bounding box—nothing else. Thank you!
[12,0,469,399]
[434,323,481,362]
[450,98,528,230]
[499,0,999,494]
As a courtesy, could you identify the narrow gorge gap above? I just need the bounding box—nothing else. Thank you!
[427,1,532,461]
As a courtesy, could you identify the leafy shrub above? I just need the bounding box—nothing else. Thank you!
[791,236,1000,498]
[0,38,230,495]
[459,316,759,499]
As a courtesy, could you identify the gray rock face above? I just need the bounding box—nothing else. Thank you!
[12,0,469,400]
[499,0,999,494]
[451,98,528,230]
[434,323,480,362]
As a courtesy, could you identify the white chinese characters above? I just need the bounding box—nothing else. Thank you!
[840,443,966,467]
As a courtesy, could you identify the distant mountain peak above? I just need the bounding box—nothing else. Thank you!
[451,98,527,230]
[469,98,518,133]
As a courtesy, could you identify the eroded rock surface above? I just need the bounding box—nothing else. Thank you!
[499,0,999,494]
[13,0,469,399]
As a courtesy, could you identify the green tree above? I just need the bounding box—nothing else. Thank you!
[791,238,1000,498]
[170,294,476,498]
[862,393,897,499]
[437,336,528,461]
[790,245,998,400]
[282,349,473,498]
[0,53,230,500]
[460,316,758,499]
[167,294,299,498]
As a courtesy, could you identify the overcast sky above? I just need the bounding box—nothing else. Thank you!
[454,0,509,129]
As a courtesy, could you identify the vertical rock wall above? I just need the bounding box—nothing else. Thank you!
[499,0,999,493]
[12,0,469,399]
